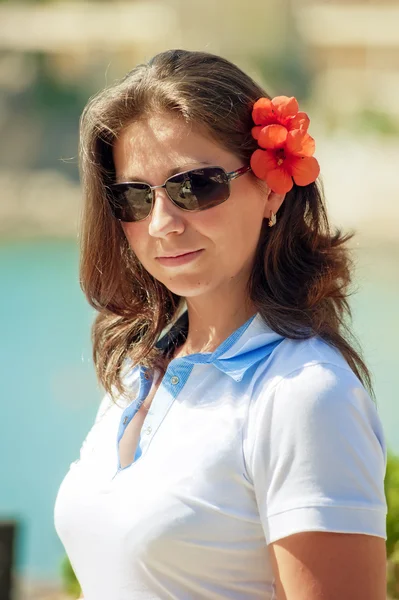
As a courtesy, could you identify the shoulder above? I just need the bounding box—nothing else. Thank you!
[247,335,385,461]
[252,335,365,402]
[243,338,387,546]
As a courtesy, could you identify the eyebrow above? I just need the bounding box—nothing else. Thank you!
[118,161,214,183]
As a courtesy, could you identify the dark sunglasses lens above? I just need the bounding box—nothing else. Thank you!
[109,183,152,222]
[166,167,230,211]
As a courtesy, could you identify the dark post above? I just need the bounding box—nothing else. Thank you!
[0,521,16,600]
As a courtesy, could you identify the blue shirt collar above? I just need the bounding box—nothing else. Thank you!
[156,310,284,382]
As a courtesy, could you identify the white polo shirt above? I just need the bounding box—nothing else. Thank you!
[54,311,387,600]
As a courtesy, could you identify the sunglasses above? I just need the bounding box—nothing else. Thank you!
[107,165,251,222]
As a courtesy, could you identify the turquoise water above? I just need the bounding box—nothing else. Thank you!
[0,239,99,583]
[0,238,398,584]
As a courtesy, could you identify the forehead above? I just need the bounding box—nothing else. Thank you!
[112,113,235,183]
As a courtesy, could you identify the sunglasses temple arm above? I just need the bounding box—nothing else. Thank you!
[227,165,252,181]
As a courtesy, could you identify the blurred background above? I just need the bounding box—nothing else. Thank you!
[0,0,398,598]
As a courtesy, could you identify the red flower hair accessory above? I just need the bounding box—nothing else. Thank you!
[250,96,320,195]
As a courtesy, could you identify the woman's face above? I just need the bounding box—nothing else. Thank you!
[112,113,273,299]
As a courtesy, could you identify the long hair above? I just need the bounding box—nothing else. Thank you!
[78,48,372,399]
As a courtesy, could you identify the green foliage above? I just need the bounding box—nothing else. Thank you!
[387,542,399,599]
[60,554,81,598]
[386,450,399,558]
[386,451,399,598]
[30,53,89,118]
[253,47,312,102]
[353,108,399,137]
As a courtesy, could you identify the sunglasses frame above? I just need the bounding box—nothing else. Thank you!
[108,164,252,222]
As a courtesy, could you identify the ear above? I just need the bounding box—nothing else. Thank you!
[263,188,286,220]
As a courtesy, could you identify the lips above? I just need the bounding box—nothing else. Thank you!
[158,250,201,258]
[156,249,204,267]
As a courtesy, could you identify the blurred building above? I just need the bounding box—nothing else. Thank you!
[0,0,292,79]
[0,0,295,238]
[293,0,399,125]
[0,0,398,240]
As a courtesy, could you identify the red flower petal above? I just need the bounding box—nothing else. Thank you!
[258,124,288,150]
[252,98,274,126]
[250,149,278,180]
[289,111,310,132]
[266,168,293,194]
[286,130,316,157]
[272,96,299,119]
[289,156,320,186]
[251,125,263,141]
[251,95,318,192]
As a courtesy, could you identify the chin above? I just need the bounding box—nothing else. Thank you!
[155,275,213,298]
[162,285,209,298]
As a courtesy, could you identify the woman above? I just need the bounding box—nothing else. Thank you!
[54,49,388,599]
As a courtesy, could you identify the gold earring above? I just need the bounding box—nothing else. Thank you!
[268,211,277,227]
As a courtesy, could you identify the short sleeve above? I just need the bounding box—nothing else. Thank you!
[245,363,388,545]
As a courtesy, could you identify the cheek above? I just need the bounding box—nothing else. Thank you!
[198,188,265,252]
[121,222,148,258]
[230,183,267,238]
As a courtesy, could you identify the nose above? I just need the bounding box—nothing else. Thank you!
[148,188,185,238]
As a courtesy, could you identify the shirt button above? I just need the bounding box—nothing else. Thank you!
[144,372,150,380]
[145,426,152,435]
[171,376,179,385]
[123,416,128,425]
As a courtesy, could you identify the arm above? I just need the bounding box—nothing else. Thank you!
[245,361,388,600]
[269,531,386,599]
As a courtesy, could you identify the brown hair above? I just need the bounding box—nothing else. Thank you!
[78,48,372,399]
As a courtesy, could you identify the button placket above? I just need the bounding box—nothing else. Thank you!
[115,363,190,476]
[165,360,195,398]
[117,367,152,465]
[134,369,181,460]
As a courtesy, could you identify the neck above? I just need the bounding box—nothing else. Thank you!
[174,291,257,358]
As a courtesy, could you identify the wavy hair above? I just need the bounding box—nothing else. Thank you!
[78,48,372,399]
